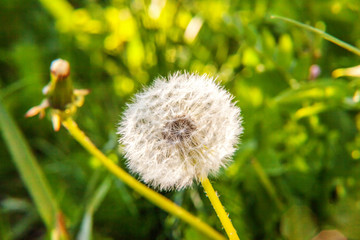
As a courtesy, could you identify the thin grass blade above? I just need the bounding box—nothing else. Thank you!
[77,177,112,240]
[271,15,360,56]
[0,99,58,229]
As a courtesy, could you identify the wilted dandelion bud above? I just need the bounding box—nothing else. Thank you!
[118,73,243,191]
[26,58,89,131]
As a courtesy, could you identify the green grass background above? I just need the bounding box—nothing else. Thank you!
[1,0,360,239]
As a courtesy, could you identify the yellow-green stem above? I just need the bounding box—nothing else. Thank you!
[201,178,240,240]
[62,117,226,240]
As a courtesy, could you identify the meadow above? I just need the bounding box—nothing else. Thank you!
[1,0,360,239]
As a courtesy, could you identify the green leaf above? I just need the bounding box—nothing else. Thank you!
[0,99,58,229]
[275,80,349,105]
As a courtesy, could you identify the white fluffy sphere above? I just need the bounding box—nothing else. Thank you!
[118,73,243,191]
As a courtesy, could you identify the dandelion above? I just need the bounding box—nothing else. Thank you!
[26,59,89,131]
[118,72,243,191]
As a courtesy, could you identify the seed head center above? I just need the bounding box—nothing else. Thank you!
[162,116,196,143]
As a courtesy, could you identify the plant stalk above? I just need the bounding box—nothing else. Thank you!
[62,117,226,240]
[201,177,240,240]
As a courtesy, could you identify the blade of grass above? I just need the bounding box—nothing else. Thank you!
[1,198,37,239]
[0,209,12,240]
[0,99,66,237]
[77,177,112,240]
[271,15,360,57]
[252,158,284,211]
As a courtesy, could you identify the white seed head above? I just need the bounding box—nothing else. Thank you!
[118,72,243,191]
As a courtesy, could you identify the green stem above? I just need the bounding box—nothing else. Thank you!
[201,178,240,240]
[62,117,226,240]
[271,15,360,57]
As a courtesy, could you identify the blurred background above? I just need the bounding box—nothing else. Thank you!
[1,0,360,239]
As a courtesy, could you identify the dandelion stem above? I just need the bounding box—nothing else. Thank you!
[62,117,226,240]
[201,177,240,240]
[271,15,360,57]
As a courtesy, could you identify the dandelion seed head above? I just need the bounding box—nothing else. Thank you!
[118,72,243,191]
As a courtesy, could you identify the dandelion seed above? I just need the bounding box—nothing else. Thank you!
[118,72,243,191]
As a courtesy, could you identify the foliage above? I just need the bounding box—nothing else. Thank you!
[1,0,360,239]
